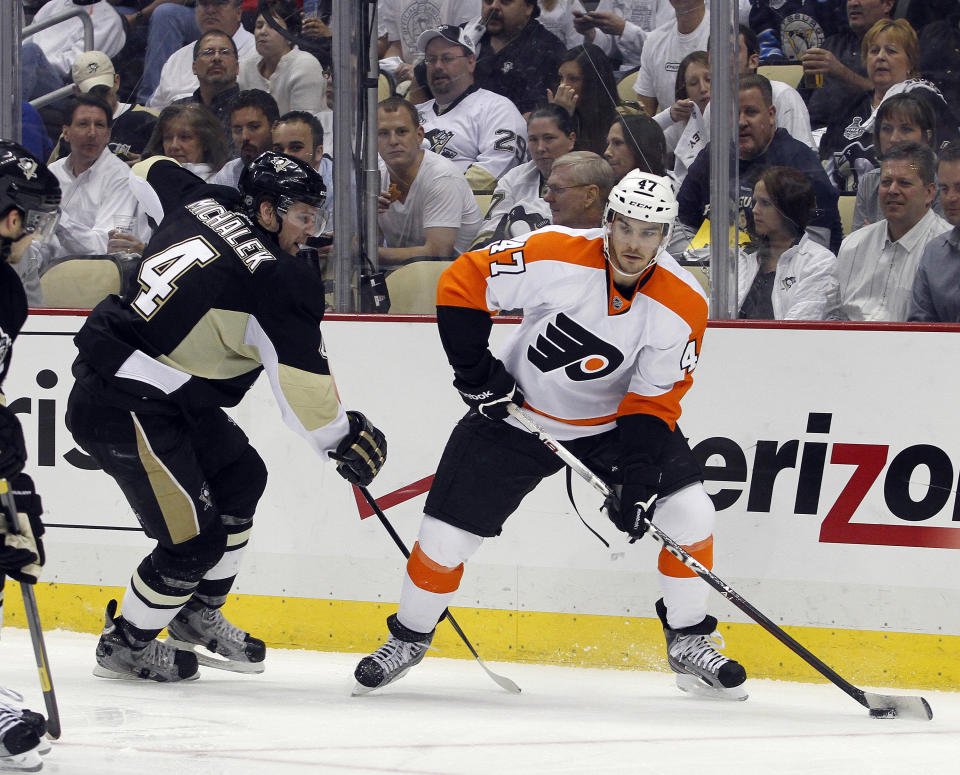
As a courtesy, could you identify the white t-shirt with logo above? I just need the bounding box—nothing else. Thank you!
[632,14,710,114]
[381,0,481,63]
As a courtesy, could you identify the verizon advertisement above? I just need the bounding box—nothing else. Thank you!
[7,314,959,636]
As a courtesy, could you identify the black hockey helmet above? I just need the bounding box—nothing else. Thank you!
[239,151,326,222]
[0,140,61,260]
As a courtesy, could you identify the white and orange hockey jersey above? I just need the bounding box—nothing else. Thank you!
[436,225,708,441]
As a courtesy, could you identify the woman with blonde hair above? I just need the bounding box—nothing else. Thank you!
[819,18,958,193]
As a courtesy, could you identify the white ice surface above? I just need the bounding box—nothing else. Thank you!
[1,628,957,774]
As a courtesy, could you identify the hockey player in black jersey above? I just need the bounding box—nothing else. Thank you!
[65,151,387,682]
[0,140,61,770]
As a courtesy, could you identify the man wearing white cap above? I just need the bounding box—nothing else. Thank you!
[70,51,158,163]
[414,25,527,195]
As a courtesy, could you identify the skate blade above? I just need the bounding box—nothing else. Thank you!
[675,673,748,701]
[165,638,265,674]
[350,666,413,697]
[92,665,200,682]
[0,748,43,772]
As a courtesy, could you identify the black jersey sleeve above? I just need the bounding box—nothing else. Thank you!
[0,263,28,396]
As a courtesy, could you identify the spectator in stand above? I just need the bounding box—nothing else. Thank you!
[238,0,328,114]
[631,0,709,118]
[749,0,847,64]
[378,0,480,87]
[143,103,230,181]
[547,44,621,156]
[737,167,837,320]
[828,141,950,321]
[655,50,709,185]
[537,0,586,49]
[603,112,668,182]
[27,0,125,88]
[68,51,158,164]
[909,144,960,322]
[47,95,147,261]
[719,25,814,149]
[415,25,527,194]
[677,75,842,253]
[470,0,566,116]
[853,93,945,231]
[132,0,201,106]
[573,0,674,72]
[800,0,894,130]
[819,18,959,195]
[149,0,256,109]
[172,30,242,138]
[918,5,960,117]
[376,96,481,265]
[542,150,615,228]
[211,90,280,187]
[472,103,576,247]
[272,111,333,217]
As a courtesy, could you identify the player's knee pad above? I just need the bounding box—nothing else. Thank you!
[208,445,267,521]
[655,482,715,545]
[147,518,229,586]
[417,514,484,568]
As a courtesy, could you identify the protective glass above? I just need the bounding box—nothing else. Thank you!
[24,208,60,243]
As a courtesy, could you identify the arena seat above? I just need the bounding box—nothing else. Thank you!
[838,194,856,237]
[385,260,452,314]
[40,255,126,308]
[616,69,640,104]
[757,64,804,89]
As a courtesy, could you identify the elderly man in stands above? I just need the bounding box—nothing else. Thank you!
[149,0,255,109]
[676,75,842,254]
[377,96,481,266]
[800,0,895,129]
[415,25,527,195]
[172,30,242,137]
[829,141,950,321]
[543,151,615,229]
[908,145,960,322]
[47,95,145,262]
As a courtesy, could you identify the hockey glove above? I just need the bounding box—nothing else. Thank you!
[453,358,524,421]
[331,411,387,487]
[0,405,27,480]
[605,481,657,541]
[0,473,45,584]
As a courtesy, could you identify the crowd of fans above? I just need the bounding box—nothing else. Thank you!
[12,0,960,322]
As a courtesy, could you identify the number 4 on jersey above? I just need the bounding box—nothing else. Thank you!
[680,339,699,373]
[133,237,220,318]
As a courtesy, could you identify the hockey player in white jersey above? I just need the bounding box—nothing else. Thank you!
[354,170,748,700]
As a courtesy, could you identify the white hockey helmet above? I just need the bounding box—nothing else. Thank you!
[602,170,678,276]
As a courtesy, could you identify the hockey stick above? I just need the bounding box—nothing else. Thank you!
[507,405,933,720]
[357,485,521,694]
[0,479,61,738]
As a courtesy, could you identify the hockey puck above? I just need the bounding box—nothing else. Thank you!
[869,708,897,719]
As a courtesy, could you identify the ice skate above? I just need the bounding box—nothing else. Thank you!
[353,614,434,695]
[93,600,199,682]
[657,599,747,701]
[166,599,265,674]
[0,689,43,772]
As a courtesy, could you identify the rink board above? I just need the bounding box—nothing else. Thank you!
[5,312,960,689]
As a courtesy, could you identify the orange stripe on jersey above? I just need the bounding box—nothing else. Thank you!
[437,228,604,311]
[620,391,687,430]
[406,541,465,593]
[658,535,713,578]
[526,403,618,427]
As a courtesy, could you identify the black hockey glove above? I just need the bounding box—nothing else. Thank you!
[0,405,27,480]
[605,481,657,542]
[452,358,524,421]
[331,411,387,487]
[0,473,45,584]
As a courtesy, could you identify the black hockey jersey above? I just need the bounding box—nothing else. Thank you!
[72,159,349,458]
[0,262,28,399]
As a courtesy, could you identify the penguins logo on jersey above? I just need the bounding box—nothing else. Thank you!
[0,326,11,364]
[527,313,624,381]
[424,128,456,160]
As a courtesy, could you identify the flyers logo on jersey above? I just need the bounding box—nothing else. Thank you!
[527,313,624,381]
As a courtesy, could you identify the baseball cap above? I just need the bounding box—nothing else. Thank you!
[416,25,477,56]
[71,51,116,92]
